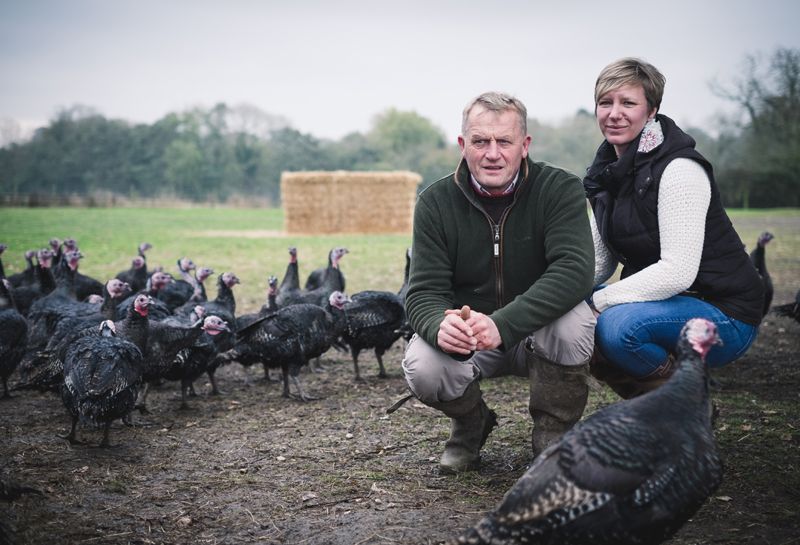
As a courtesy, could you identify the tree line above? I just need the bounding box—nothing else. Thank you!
[1,48,797,208]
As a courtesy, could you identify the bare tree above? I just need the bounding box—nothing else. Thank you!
[710,48,800,207]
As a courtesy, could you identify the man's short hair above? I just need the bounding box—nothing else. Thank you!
[462,92,528,136]
[594,57,666,113]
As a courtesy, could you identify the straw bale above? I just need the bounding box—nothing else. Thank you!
[281,170,421,234]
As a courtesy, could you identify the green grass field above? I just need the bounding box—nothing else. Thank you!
[1,206,798,313]
[0,207,413,313]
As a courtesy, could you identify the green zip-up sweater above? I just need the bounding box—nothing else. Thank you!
[406,156,594,353]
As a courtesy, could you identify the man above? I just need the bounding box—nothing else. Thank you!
[402,91,596,474]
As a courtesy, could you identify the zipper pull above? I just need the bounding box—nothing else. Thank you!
[493,225,500,257]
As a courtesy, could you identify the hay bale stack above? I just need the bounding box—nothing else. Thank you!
[281,171,421,234]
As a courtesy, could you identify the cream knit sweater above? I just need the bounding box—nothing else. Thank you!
[590,157,711,311]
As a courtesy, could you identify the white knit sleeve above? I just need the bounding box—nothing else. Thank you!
[589,204,618,286]
[592,158,711,311]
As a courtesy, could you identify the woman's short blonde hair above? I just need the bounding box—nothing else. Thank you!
[594,58,666,112]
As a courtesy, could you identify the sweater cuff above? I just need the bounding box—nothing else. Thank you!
[591,290,610,312]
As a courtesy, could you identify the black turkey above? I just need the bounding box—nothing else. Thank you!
[279,247,349,308]
[171,267,215,313]
[772,289,800,323]
[330,290,405,381]
[175,271,238,321]
[10,248,57,317]
[60,320,144,447]
[227,276,280,383]
[115,242,152,292]
[237,275,279,330]
[51,237,76,273]
[73,255,105,302]
[161,315,231,409]
[14,278,132,393]
[4,248,36,288]
[50,239,102,301]
[24,250,82,350]
[215,302,335,401]
[190,266,215,302]
[134,306,213,413]
[157,257,198,311]
[276,246,301,308]
[0,279,28,398]
[116,271,173,321]
[749,231,774,316]
[451,317,723,545]
[175,271,239,395]
[304,246,349,291]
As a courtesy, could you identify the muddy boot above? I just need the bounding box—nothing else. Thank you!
[589,349,644,400]
[528,354,589,457]
[427,381,497,474]
[590,350,676,400]
[633,355,677,395]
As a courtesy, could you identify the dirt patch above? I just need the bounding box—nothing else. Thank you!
[2,316,799,545]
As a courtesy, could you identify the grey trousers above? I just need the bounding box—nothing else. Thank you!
[402,301,596,404]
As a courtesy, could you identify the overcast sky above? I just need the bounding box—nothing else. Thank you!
[2,0,799,143]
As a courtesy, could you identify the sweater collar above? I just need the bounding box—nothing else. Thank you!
[470,171,519,196]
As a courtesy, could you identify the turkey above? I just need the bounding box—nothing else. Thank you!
[5,248,36,288]
[14,278,132,393]
[173,271,239,395]
[161,315,231,409]
[52,239,102,301]
[116,271,173,321]
[225,276,280,383]
[190,266,215,302]
[276,246,301,308]
[304,246,349,291]
[451,318,723,545]
[155,257,197,311]
[50,237,71,271]
[71,250,105,302]
[215,302,335,401]
[279,247,349,308]
[115,242,152,292]
[772,289,800,323]
[330,290,405,381]
[134,306,212,413]
[236,275,279,330]
[0,279,28,398]
[10,248,57,317]
[749,231,774,316]
[60,320,144,447]
[171,266,215,312]
[175,271,238,321]
[24,250,82,350]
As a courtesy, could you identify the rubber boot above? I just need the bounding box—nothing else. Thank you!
[528,353,589,457]
[590,349,676,400]
[427,381,498,474]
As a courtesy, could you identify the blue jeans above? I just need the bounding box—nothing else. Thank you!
[594,295,759,378]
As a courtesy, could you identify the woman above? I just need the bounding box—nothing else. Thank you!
[583,57,764,399]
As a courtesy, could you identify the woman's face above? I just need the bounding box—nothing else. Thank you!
[596,83,656,156]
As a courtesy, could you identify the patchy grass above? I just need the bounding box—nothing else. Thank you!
[0,207,798,544]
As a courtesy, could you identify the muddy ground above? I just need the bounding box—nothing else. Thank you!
[1,311,799,545]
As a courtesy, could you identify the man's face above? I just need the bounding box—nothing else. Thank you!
[458,106,531,192]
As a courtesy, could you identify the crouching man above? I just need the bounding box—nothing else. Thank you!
[402,92,595,473]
